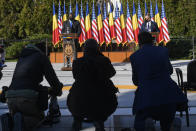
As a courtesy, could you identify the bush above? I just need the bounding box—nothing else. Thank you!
[5,34,52,59]
[166,39,193,60]
[6,41,28,59]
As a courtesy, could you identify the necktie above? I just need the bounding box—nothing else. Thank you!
[69,20,72,28]
[147,22,151,32]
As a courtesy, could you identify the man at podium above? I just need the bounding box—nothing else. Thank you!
[140,14,160,33]
[62,13,81,59]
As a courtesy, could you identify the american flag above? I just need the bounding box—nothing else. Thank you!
[58,2,62,34]
[161,0,170,44]
[79,1,86,45]
[91,0,99,43]
[138,1,143,30]
[103,2,111,45]
[115,3,122,44]
[150,0,154,21]
[126,0,134,42]
[69,1,72,14]
[145,0,148,16]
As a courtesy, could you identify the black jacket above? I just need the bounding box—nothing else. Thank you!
[62,19,81,37]
[140,21,160,33]
[9,46,62,96]
[130,44,187,112]
[67,54,118,121]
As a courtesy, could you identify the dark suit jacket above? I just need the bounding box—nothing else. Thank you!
[140,21,160,33]
[62,20,81,37]
[67,54,117,121]
[130,44,187,112]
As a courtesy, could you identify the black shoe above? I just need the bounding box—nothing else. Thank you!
[46,105,61,124]
[48,97,61,124]
[71,120,82,131]
[12,112,23,131]
[94,121,105,131]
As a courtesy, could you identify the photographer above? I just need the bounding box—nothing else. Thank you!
[5,42,63,130]
[130,32,187,131]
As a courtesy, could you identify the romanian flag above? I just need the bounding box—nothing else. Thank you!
[132,0,139,44]
[155,1,164,43]
[63,1,67,22]
[85,2,92,39]
[75,1,80,22]
[52,3,59,46]
[97,3,105,45]
[120,3,127,44]
[109,3,115,40]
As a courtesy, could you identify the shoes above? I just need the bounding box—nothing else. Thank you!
[170,117,181,131]
[71,120,82,131]
[12,112,23,131]
[94,121,105,131]
[43,106,61,126]
[145,118,155,131]
[48,97,61,124]
[48,105,61,124]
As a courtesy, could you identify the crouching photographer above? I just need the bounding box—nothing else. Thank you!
[1,42,63,131]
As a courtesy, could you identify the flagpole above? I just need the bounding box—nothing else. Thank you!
[70,0,71,14]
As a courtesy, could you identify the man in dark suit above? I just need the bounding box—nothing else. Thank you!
[140,14,160,33]
[62,13,81,60]
[130,32,187,131]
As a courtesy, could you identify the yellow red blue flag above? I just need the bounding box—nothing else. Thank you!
[85,2,92,39]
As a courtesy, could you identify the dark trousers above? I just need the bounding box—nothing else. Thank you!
[7,97,45,130]
[134,104,176,131]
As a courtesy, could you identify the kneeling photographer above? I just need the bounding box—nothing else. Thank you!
[2,42,63,131]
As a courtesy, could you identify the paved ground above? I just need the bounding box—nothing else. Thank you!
[0,60,196,131]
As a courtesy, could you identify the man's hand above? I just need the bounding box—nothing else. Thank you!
[48,83,63,97]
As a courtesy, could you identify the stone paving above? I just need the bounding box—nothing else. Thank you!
[1,60,196,131]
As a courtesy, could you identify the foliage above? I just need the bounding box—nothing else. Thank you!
[6,41,27,59]
[166,39,193,59]
[6,34,52,59]
[0,0,195,40]
[0,0,195,60]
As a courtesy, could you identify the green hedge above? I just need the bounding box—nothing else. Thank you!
[6,41,27,59]
[5,34,52,59]
[166,39,193,60]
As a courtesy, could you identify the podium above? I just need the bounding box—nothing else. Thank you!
[151,32,159,45]
[60,33,78,71]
